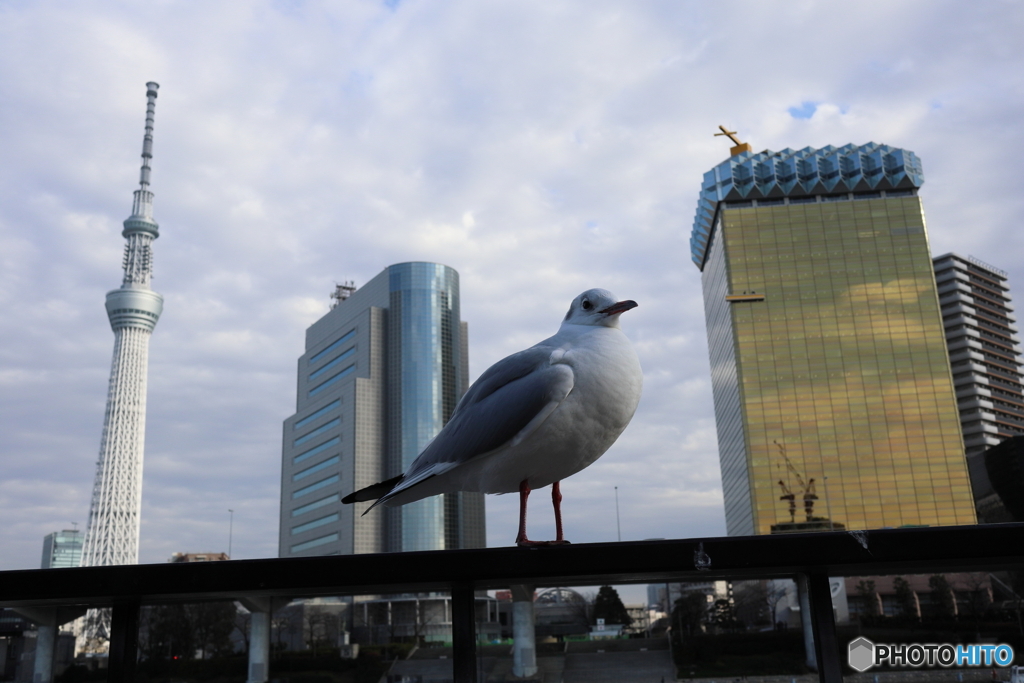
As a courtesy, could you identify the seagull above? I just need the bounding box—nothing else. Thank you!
[342,288,643,546]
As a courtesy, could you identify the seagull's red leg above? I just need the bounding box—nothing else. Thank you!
[552,481,564,542]
[515,479,532,545]
[516,479,570,547]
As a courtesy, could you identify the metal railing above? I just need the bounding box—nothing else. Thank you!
[2,523,1023,683]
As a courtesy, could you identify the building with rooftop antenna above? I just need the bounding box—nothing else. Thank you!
[279,263,485,558]
[41,528,83,569]
[692,140,976,536]
[80,82,164,568]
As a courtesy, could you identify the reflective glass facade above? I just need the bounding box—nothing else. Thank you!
[41,529,83,569]
[386,263,463,552]
[280,263,485,557]
[695,146,976,536]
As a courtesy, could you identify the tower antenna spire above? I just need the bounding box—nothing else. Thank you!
[129,83,159,223]
[139,82,158,191]
[82,82,165,568]
[80,81,167,650]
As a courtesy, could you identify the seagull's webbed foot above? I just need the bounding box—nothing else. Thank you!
[516,538,572,547]
[514,479,572,546]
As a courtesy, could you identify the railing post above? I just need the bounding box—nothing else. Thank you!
[107,600,140,683]
[805,572,842,683]
[451,582,477,683]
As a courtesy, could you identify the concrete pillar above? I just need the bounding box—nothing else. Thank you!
[511,584,537,679]
[12,607,85,683]
[796,574,816,671]
[33,615,57,683]
[238,598,275,683]
[249,610,270,683]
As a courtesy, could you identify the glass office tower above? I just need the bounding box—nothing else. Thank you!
[41,529,84,569]
[692,143,976,536]
[279,262,485,557]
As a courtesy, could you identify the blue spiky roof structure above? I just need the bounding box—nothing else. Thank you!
[690,143,924,270]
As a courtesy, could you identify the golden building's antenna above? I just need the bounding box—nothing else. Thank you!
[715,125,752,156]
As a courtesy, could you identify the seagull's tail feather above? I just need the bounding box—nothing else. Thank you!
[342,474,404,505]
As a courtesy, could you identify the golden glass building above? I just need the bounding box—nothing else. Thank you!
[691,143,976,536]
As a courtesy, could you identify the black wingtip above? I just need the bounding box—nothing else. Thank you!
[342,474,404,505]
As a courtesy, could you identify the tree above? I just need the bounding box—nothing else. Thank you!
[672,592,709,637]
[189,602,237,659]
[732,581,770,629]
[892,577,918,620]
[562,590,594,628]
[927,575,956,620]
[304,605,339,655]
[141,602,236,661]
[233,606,252,655]
[957,572,992,636]
[271,607,300,653]
[592,586,632,627]
[1007,570,1024,636]
[144,604,195,660]
[707,598,744,633]
[854,580,879,619]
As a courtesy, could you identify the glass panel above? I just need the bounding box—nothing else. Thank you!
[308,364,355,397]
[308,347,356,381]
[308,328,356,365]
[488,582,671,681]
[293,418,340,447]
[292,399,340,430]
[708,199,976,536]
[838,570,1022,680]
[293,436,340,464]
[292,474,340,499]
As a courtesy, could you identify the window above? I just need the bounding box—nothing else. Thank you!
[292,513,339,535]
[294,418,341,447]
[292,494,339,517]
[292,475,340,499]
[308,365,356,397]
[309,329,356,365]
[294,456,340,481]
[294,400,340,430]
[290,533,339,553]
[309,347,356,381]
[294,437,340,465]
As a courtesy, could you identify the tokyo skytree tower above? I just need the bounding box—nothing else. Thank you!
[80,82,164,567]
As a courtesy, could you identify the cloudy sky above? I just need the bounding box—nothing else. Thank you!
[1,0,1023,587]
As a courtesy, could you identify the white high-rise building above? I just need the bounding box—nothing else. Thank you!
[80,83,164,567]
[933,253,1024,456]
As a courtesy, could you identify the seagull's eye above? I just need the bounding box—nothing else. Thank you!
[581,300,592,311]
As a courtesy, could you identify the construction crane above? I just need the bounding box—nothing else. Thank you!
[777,479,797,523]
[774,441,819,522]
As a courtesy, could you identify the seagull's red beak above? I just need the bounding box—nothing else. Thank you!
[599,300,638,316]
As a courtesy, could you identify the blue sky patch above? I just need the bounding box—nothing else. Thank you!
[788,102,818,119]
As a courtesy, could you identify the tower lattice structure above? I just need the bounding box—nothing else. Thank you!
[80,82,164,568]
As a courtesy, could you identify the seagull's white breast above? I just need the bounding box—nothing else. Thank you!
[461,324,642,493]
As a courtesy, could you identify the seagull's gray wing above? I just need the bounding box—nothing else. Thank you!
[399,343,574,478]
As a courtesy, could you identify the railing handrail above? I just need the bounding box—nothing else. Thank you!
[2,523,1022,607]
[5,523,1023,683]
